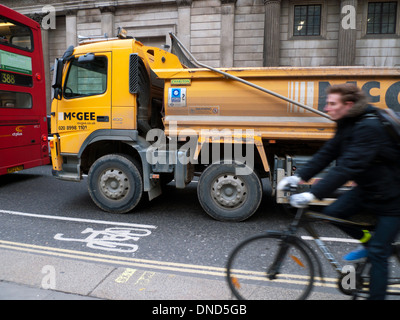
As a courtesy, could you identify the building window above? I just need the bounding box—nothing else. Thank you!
[293,5,322,36]
[367,2,397,34]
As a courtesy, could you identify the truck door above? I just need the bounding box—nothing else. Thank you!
[55,52,111,154]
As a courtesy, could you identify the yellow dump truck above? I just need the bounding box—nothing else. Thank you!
[50,32,400,221]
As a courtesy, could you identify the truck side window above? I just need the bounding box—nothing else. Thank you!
[63,56,107,99]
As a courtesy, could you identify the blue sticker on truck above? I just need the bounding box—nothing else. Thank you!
[168,88,186,107]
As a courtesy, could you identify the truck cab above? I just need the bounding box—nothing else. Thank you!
[51,37,184,213]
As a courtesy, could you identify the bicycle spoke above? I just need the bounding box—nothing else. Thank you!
[227,234,314,300]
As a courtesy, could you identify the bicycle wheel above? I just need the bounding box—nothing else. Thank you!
[394,242,400,264]
[226,233,315,300]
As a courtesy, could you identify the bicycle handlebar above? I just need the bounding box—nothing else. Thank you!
[280,184,299,193]
[280,184,311,209]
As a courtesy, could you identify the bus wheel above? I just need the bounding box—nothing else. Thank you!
[87,154,143,214]
[197,162,262,222]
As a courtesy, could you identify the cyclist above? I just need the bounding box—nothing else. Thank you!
[278,83,400,300]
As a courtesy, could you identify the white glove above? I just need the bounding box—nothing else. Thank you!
[290,192,315,208]
[277,175,301,191]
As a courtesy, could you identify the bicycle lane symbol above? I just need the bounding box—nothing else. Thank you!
[54,226,155,254]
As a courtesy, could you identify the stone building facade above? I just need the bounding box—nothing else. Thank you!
[2,0,400,109]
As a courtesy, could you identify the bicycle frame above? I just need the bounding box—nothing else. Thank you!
[277,206,400,297]
[302,220,344,273]
[266,208,331,282]
[226,203,400,300]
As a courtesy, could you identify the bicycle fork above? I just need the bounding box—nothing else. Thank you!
[266,238,291,280]
[266,208,306,279]
[265,229,326,283]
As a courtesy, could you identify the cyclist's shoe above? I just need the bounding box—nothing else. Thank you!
[343,245,368,261]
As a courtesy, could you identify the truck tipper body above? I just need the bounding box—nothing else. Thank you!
[50,34,400,221]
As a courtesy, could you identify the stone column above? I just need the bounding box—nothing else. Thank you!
[100,6,116,38]
[177,0,192,49]
[337,0,357,66]
[220,0,236,67]
[65,10,77,47]
[263,0,281,67]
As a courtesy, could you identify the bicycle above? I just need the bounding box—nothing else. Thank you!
[226,187,400,300]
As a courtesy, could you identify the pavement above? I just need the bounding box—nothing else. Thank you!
[0,281,97,300]
[0,246,233,300]
[0,245,353,301]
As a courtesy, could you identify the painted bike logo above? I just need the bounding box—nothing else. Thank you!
[54,226,154,253]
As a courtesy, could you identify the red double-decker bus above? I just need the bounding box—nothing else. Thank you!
[0,5,49,175]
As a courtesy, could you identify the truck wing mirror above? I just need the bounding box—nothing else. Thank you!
[62,45,74,61]
[78,53,95,63]
[51,58,64,100]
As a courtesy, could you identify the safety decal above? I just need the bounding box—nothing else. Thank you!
[168,88,186,107]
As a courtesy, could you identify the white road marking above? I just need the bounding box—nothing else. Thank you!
[301,236,360,244]
[0,209,157,229]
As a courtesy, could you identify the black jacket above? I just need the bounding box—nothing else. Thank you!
[297,105,400,215]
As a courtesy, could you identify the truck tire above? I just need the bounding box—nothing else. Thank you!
[87,154,143,214]
[197,162,262,222]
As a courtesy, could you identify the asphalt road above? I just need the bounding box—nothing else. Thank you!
[0,165,398,301]
[0,165,282,266]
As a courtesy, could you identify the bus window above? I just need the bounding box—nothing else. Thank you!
[0,90,32,108]
[0,16,32,51]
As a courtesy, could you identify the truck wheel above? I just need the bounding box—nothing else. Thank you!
[197,162,262,222]
[87,154,143,214]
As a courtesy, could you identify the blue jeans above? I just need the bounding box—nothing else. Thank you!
[323,188,400,299]
[367,216,400,299]
[323,188,367,240]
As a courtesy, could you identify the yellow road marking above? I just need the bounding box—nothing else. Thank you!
[0,239,228,276]
[3,239,398,293]
[0,239,337,288]
[115,268,137,284]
